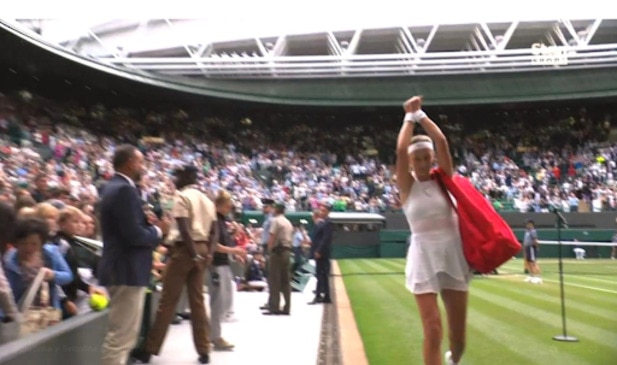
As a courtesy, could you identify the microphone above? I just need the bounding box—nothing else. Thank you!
[548,203,568,228]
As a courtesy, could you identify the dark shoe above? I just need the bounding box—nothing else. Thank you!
[262,310,285,315]
[308,297,324,305]
[130,348,151,363]
[198,353,210,364]
[322,297,332,304]
[178,312,191,320]
[259,304,269,310]
[171,315,182,325]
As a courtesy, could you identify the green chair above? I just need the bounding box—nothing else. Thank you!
[301,262,316,275]
[291,274,311,292]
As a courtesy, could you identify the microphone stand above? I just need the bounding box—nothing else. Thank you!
[552,209,578,342]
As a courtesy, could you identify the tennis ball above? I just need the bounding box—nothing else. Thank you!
[89,293,109,311]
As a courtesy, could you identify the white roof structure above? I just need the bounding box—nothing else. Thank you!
[4,2,617,80]
[329,212,386,223]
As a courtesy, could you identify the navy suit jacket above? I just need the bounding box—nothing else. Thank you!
[98,175,160,287]
[312,219,333,259]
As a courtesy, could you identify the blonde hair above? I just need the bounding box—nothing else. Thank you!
[214,189,232,206]
[409,135,432,146]
[18,207,37,219]
[35,203,59,220]
[58,206,83,223]
[407,135,434,155]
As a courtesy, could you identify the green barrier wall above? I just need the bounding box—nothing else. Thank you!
[332,243,380,259]
[373,229,614,260]
[378,242,406,258]
[242,211,314,229]
[241,211,615,259]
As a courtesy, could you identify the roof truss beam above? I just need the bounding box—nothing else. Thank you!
[561,19,582,46]
[164,19,194,57]
[345,30,362,55]
[255,38,269,56]
[420,25,439,53]
[87,30,121,58]
[480,22,497,49]
[401,27,420,53]
[582,19,603,46]
[497,21,518,51]
[547,24,569,46]
[271,36,287,56]
[473,26,490,50]
[194,43,213,58]
[327,32,343,56]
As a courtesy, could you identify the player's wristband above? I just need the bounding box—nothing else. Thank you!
[412,110,427,123]
[403,112,414,123]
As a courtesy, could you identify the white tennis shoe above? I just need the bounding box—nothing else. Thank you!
[445,350,459,365]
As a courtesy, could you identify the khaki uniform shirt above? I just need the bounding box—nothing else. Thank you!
[167,185,216,243]
[269,215,293,248]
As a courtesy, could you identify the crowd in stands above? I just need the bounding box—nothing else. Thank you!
[0,89,616,223]
[1,87,617,341]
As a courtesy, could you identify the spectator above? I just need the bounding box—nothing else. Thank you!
[3,217,73,310]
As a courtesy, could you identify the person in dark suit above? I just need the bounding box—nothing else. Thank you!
[99,144,170,365]
[308,209,323,260]
[309,204,333,304]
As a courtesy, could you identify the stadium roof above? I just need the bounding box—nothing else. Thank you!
[11,14,616,51]
[7,17,617,79]
[7,0,613,44]
[1,0,615,105]
[3,16,617,107]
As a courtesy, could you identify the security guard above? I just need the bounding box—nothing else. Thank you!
[262,202,293,315]
[132,165,218,364]
[261,198,275,253]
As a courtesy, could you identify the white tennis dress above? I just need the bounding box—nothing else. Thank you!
[403,173,472,294]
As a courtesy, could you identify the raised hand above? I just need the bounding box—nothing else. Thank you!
[43,268,55,282]
[403,96,423,113]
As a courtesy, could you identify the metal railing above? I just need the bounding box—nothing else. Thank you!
[100,43,617,79]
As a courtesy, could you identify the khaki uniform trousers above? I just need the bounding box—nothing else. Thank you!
[101,286,146,365]
[144,242,210,356]
[267,247,291,313]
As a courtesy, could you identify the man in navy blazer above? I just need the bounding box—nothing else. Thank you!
[99,144,170,365]
[309,204,333,304]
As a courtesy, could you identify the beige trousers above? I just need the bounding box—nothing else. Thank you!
[101,286,146,365]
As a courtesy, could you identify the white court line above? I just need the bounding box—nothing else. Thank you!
[495,267,617,295]
[562,274,617,286]
[500,263,617,285]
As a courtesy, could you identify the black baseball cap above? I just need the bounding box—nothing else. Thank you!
[261,198,275,205]
[174,164,198,175]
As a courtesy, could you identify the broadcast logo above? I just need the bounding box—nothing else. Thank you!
[531,43,569,66]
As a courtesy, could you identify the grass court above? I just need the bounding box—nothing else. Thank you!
[338,258,617,365]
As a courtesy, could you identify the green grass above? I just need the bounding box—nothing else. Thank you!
[338,258,617,365]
